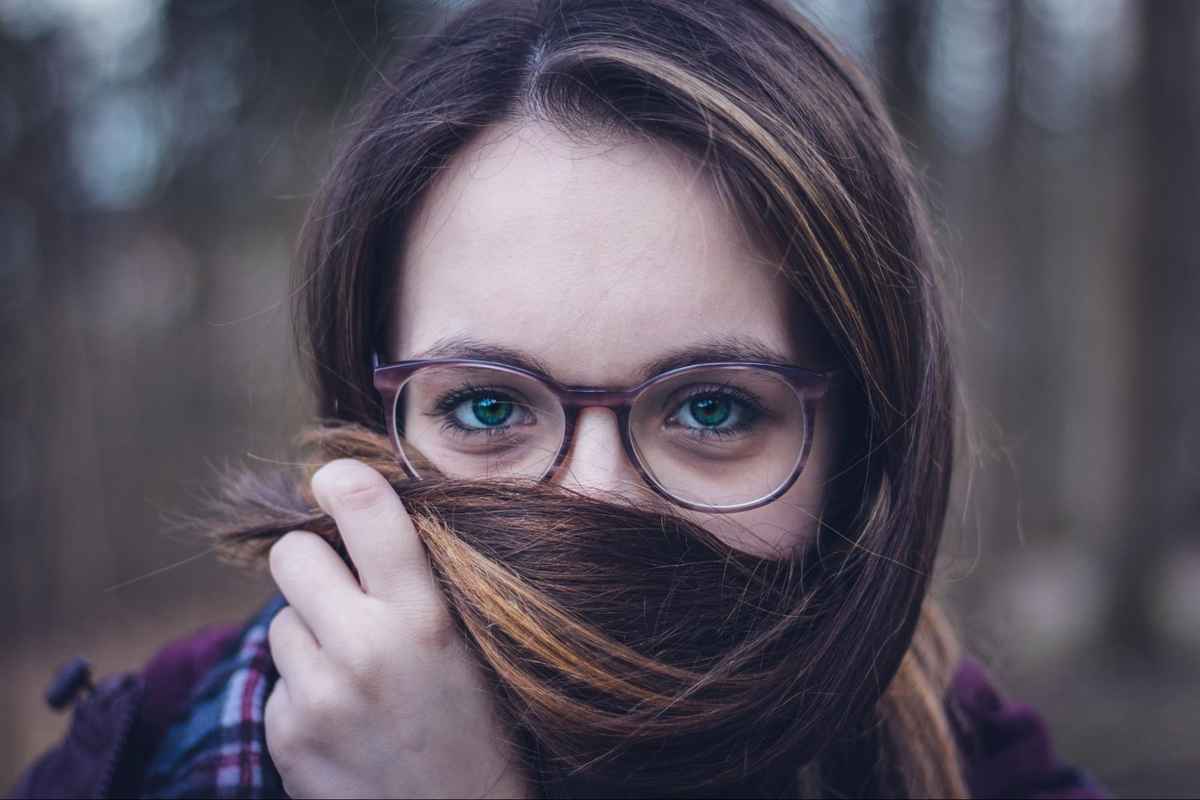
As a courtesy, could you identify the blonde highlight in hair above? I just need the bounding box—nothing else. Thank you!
[211,425,967,797]
[212,1,977,795]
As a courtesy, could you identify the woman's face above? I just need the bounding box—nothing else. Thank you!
[389,119,836,558]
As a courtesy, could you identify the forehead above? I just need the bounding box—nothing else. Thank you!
[391,119,802,385]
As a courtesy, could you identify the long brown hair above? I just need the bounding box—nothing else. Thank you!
[214,1,967,796]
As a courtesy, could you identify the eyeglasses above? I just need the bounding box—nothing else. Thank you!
[372,355,835,513]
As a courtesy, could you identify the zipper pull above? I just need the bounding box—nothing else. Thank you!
[45,656,95,711]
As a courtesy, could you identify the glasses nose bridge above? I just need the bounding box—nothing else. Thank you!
[551,387,645,497]
[559,386,639,413]
[554,387,638,469]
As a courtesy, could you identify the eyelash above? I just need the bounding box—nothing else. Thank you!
[427,382,766,441]
[665,383,765,440]
[428,383,531,439]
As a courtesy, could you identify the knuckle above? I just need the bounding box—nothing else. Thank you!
[296,676,347,723]
[267,542,307,585]
[268,532,312,582]
[265,688,304,763]
[268,537,287,570]
[267,606,294,646]
[406,599,458,652]
[338,635,381,681]
[267,537,293,580]
[312,459,389,513]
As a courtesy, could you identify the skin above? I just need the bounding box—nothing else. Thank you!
[266,119,837,797]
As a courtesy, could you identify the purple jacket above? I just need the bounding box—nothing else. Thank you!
[9,601,1108,799]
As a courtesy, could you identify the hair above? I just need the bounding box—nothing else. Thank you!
[210,1,968,796]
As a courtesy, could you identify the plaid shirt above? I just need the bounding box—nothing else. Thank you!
[8,592,1109,799]
[140,595,289,799]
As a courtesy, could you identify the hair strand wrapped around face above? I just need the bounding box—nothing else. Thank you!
[205,424,963,798]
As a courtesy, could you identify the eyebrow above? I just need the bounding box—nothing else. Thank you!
[407,334,797,386]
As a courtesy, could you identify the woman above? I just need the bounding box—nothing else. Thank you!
[12,0,1107,797]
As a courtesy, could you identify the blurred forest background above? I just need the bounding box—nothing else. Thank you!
[1,0,1197,795]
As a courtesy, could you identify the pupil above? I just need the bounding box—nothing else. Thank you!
[691,396,730,426]
[473,395,512,426]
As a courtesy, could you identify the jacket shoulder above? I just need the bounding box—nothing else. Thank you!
[7,623,242,800]
[950,657,1110,799]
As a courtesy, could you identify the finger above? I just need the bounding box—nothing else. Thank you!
[268,604,323,680]
[264,676,295,772]
[309,458,435,601]
[269,529,364,639]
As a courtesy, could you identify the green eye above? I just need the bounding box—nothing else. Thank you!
[468,395,513,427]
[687,396,732,427]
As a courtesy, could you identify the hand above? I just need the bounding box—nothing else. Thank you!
[264,459,532,799]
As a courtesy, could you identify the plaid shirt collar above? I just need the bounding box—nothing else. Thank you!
[141,595,289,799]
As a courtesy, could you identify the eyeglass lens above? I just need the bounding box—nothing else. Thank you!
[392,364,808,510]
